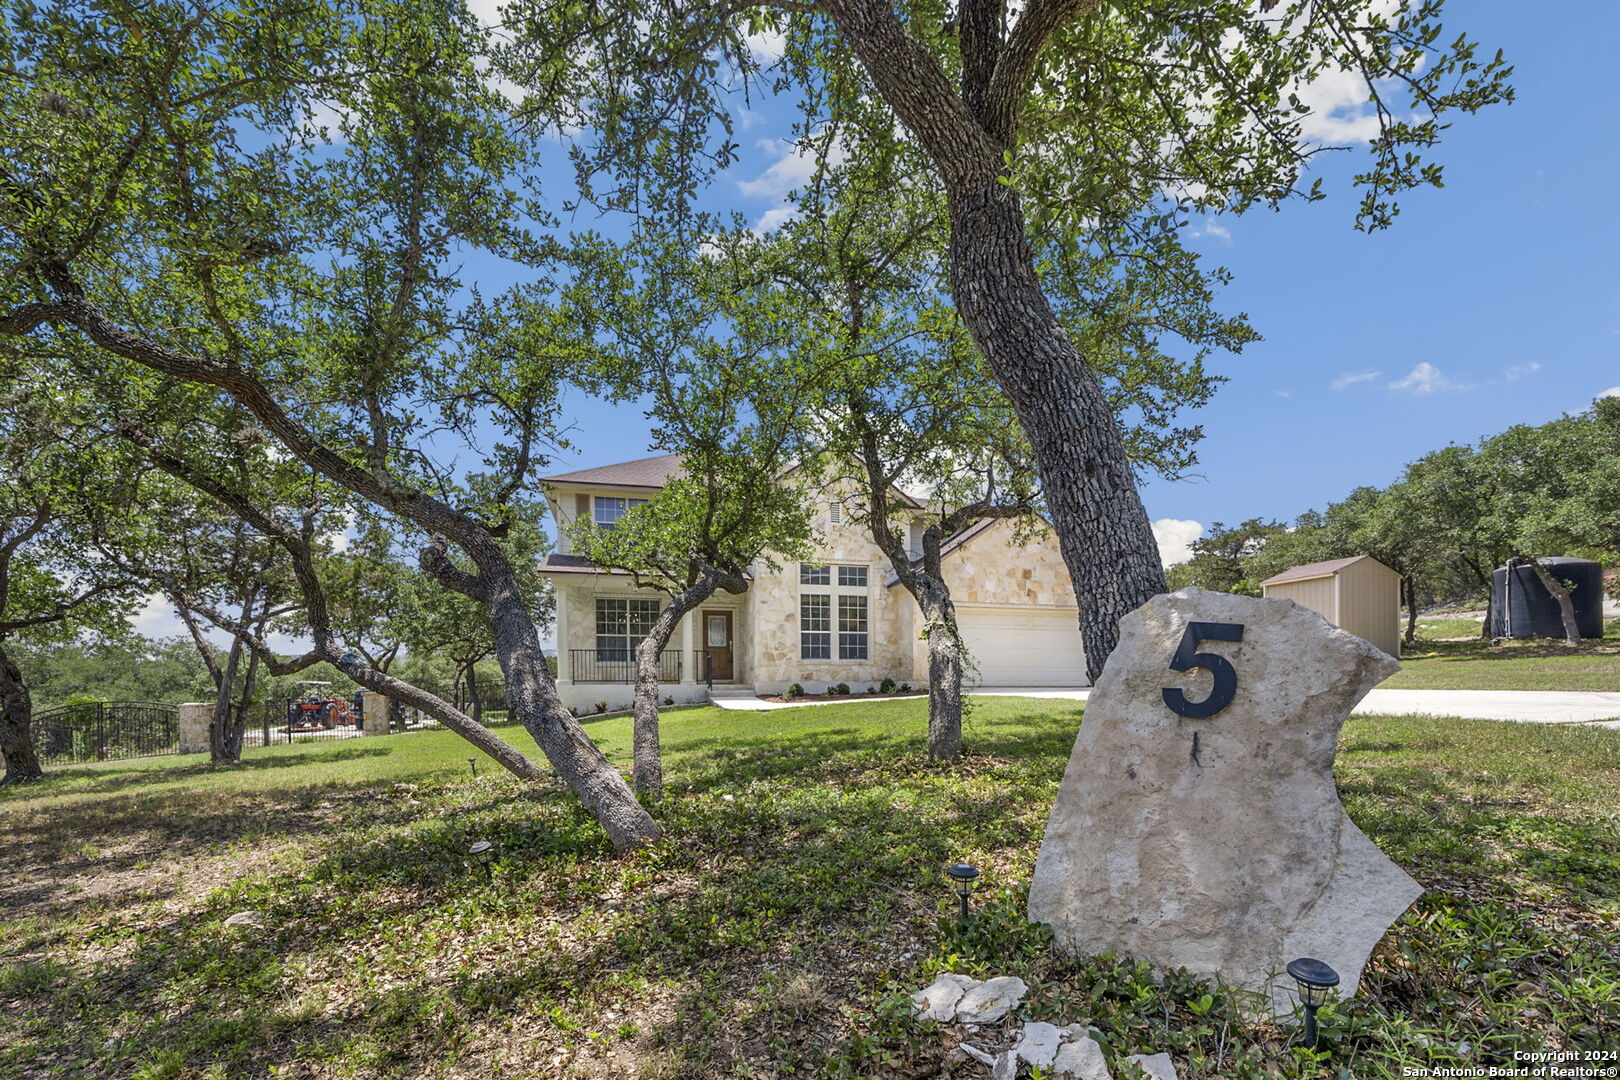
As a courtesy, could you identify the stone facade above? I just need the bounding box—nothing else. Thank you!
[177,701,211,755]
[360,691,391,735]
[939,519,1078,608]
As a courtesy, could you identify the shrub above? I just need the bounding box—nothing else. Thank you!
[834,683,850,696]
[594,701,608,714]
[784,683,803,701]
[663,695,675,706]
[898,683,912,693]
[880,677,897,694]
[866,685,877,694]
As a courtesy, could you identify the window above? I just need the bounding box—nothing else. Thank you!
[838,595,869,659]
[596,598,659,660]
[800,594,831,659]
[593,496,647,530]
[800,564,871,660]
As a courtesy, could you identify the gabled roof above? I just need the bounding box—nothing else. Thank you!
[538,453,686,491]
[1261,555,1381,586]
[882,517,1005,588]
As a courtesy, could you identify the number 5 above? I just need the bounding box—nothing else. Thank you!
[1162,622,1244,719]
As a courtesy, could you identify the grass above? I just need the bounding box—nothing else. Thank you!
[3,698,1618,1078]
[1384,616,1620,691]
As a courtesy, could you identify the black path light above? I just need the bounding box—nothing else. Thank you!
[468,756,478,778]
[469,840,494,880]
[945,863,980,929]
[1286,956,1340,1050]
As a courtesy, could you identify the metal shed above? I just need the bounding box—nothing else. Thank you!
[1260,555,1402,658]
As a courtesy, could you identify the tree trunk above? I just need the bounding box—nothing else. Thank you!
[466,671,484,726]
[0,642,41,784]
[476,556,662,850]
[946,181,1167,680]
[1525,557,1583,646]
[1403,577,1420,646]
[629,577,732,798]
[913,582,965,761]
[230,642,260,757]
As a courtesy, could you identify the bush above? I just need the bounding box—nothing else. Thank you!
[866,685,877,694]
[898,683,912,693]
[663,695,675,706]
[784,683,803,701]
[594,701,608,714]
[833,683,850,696]
[879,677,897,694]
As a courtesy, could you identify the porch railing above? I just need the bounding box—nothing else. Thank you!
[568,649,682,683]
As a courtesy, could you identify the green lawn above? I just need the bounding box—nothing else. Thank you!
[3,699,1617,1079]
[1384,617,1620,691]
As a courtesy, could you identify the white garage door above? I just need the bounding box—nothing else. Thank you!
[955,607,1088,687]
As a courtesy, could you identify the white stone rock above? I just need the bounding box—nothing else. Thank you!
[223,910,265,930]
[957,1042,996,1066]
[911,973,979,1022]
[1053,1036,1111,1080]
[1027,590,1422,1016]
[1014,1021,1061,1068]
[991,1050,1017,1080]
[1057,1021,1093,1043]
[954,975,1028,1025]
[1126,1052,1178,1080]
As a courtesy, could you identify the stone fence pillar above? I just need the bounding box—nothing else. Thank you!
[178,702,212,755]
[360,691,391,735]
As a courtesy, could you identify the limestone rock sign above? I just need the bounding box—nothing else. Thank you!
[1027,589,1421,1015]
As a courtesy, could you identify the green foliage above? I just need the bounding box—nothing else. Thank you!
[3,702,1617,1076]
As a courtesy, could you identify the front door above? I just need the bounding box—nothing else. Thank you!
[702,610,734,682]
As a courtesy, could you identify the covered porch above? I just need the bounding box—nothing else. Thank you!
[549,572,750,712]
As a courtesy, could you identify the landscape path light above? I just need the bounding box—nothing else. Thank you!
[945,863,980,929]
[1286,956,1340,1050]
[468,756,477,778]
[469,840,494,880]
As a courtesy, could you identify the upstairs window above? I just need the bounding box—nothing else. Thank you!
[594,496,647,531]
[837,565,868,588]
[800,563,830,585]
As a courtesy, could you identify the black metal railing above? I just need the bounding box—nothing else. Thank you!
[31,701,181,765]
[568,649,681,683]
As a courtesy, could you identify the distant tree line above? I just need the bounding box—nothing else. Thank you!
[1168,397,1620,646]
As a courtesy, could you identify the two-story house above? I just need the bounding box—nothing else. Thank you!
[537,453,1088,711]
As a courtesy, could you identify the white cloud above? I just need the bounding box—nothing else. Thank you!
[131,591,180,639]
[752,206,799,234]
[1201,221,1232,243]
[1153,518,1203,568]
[744,28,786,63]
[1504,362,1542,382]
[1272,388,1293,398]
[1600,386,1620,400]
[736,137,823,200]
[1331,370,1381,391]
[1388,362,1451,395]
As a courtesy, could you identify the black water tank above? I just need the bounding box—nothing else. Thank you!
[1489,557,1605,639]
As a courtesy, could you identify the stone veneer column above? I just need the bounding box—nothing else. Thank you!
[177,702,212,755]
[360,691,391,735]
[679,610,696,685]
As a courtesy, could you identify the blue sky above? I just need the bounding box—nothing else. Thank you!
[535,0,1619,568]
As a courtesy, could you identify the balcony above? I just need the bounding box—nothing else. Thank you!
[568,649,682,684]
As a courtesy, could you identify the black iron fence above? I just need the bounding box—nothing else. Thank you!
[31,701,180,765]
[567,649,681,683]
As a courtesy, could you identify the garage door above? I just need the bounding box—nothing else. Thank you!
[955,607,1088,686]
